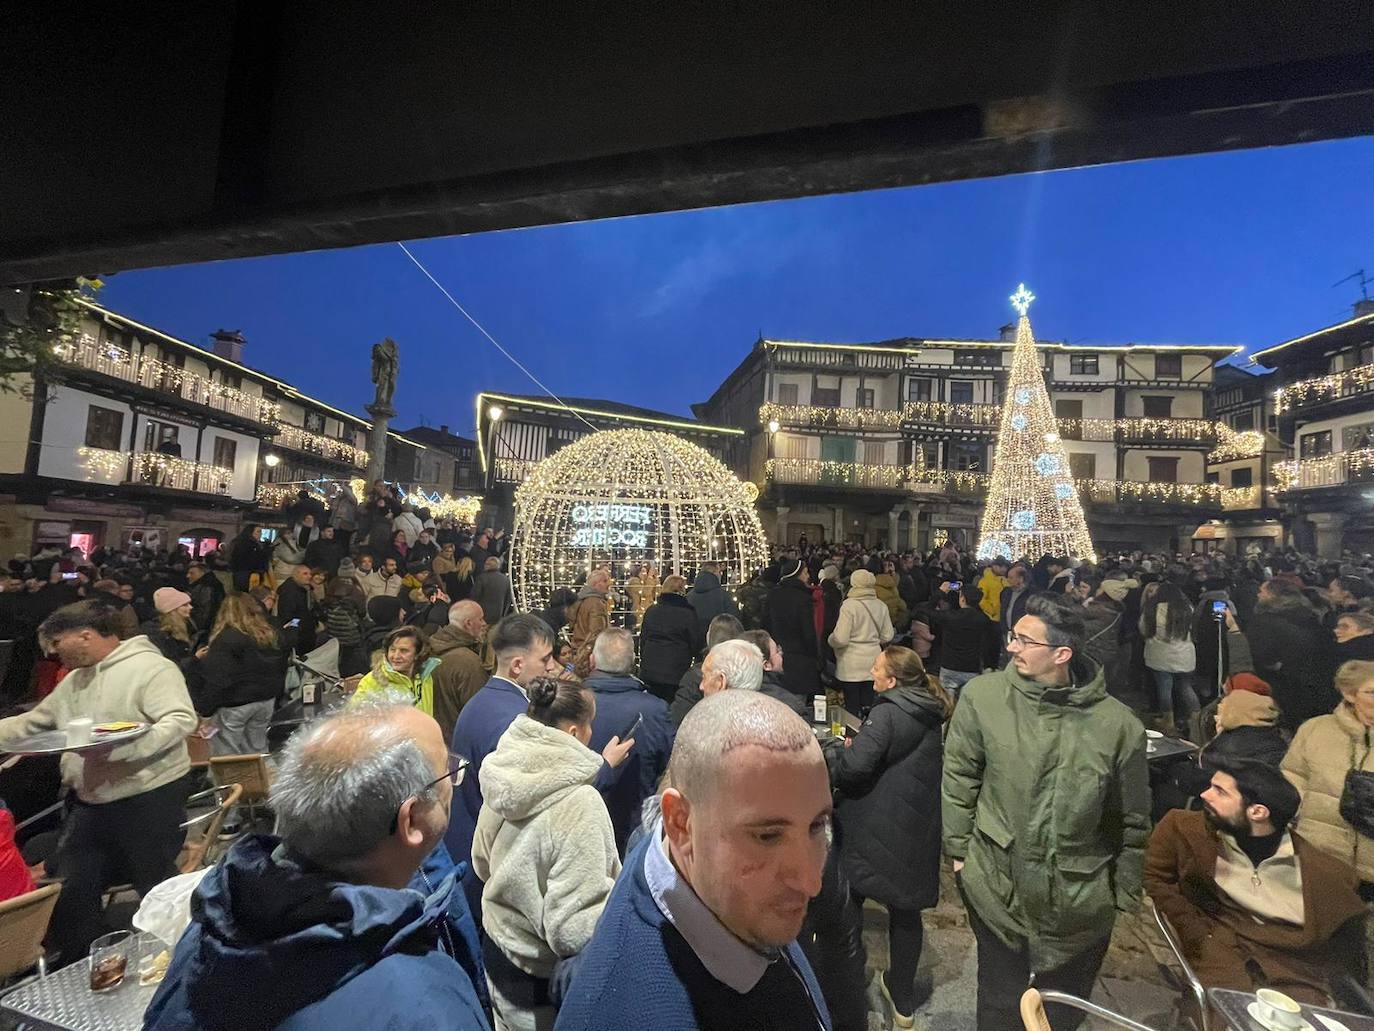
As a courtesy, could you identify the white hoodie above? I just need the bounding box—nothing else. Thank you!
[0,635,197,803]
[472,714,620,978]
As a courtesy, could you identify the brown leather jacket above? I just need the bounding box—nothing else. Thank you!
[1144,808,1365,1003]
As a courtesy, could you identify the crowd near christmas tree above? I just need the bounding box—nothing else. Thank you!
[5,486,1374,1028]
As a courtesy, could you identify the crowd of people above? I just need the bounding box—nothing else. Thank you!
[3,487,1374,1029]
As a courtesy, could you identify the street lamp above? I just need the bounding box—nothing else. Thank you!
[263,452,280,467]
[489,405,504,422]
[767,419,780,434]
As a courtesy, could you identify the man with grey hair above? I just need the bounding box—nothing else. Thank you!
[558,690,834,1029]
[429,598,488,743]
[144,700,487,1030]
[670,637,763,725]
[585,627,674,854]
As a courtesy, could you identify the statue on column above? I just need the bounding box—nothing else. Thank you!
[370,338,399,413]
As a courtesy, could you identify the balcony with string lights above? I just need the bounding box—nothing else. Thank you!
[50,333,281,431]
[76,447,235,497]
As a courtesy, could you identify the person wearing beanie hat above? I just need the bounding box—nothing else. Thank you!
[336,556,358,581]
[765,557,821,700]
[142,589,199,670]
[153,587,193,614]
[829,568,894,711]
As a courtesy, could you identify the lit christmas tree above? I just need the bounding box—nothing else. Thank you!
[976,285,1096,562]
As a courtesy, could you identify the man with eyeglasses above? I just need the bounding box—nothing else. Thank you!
[943,591,1150,1031]
[145,699,489,1030]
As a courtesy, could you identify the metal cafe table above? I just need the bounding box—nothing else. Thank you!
[1208,986,1374,1030]
[0,933,162,1030]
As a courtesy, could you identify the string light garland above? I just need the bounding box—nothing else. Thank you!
[78,446,233,494]
[55,334,281,425]
[762,400,1231,448]
[256,477,483,524]
[1273,448,1374,492]
[1274,364,1374,414]
[765,458,922,490]
[509,429,768,615]
[977,286,1096,562]
[1207,429,1265,463]
[273,423,369,468]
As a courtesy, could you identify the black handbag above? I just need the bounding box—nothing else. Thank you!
[1339,738,1374,839]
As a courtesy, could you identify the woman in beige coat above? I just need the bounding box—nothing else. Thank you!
[828,568,894,715]
[1282,658,1374,884]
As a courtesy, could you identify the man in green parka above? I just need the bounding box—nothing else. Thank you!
[943,591,1150,1030]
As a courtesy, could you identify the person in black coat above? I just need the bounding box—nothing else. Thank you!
[1334,611,1374,665]
[302,526,343,577]
[638,576,702,704]
[274,565,318,657]
[740,629,808,719]
[824,645,951,1025]
[227,524,268,593]
[185,563,224,632]
[1248,579,1337,732]
[192,594,288,755]
[765,559,821,700]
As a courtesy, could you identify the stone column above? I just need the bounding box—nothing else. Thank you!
[832,506,845,543]
[1309,512,1347,560]
[775,505,790,546]
[364,402,395,487]
[887,507,901,550]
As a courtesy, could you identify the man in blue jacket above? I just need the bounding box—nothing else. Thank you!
[584,627,674,855]
[144,700,487,1030]
[556,690,833,1031]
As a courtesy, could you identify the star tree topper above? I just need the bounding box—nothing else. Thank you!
[1010,283,1036,316]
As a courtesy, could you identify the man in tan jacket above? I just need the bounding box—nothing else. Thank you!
[1145,759,1365,1006]
[567,567,614,679]
[427,600,488,744]
[0,599,198,964]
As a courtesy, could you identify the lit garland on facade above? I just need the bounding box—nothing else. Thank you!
[257,477,483,524]
[1274,363,1374,414]
[1273,448,1374,492]
[55,334,281,424]
[273,423,369,468]
[762,402,1230,446]
[976,286,1096,562]
[78,447,233,494]
[509,429,768,614]
[765,458,923,489]
[1207,428,1266,463]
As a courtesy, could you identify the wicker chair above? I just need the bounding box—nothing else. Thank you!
[178,783,243,872]
[209,754,272,829]
[0,883,60,982]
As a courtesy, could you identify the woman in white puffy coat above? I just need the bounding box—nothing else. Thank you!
[472,676,632,1031]
[828,568,895,714]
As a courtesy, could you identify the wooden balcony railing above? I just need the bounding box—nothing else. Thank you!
[273,423,369,468]
[77,447,234,495]
[1274,449,1374,491]
[1275,364,1374,414]
[55,334,280,425]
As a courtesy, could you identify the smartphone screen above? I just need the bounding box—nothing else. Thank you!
[1211,600,1228,616]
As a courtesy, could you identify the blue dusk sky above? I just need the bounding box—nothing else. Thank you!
[98,136,1374,436]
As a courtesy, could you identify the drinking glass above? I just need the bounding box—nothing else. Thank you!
[89,930,133,992]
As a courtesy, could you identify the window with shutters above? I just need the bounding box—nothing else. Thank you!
[1068,452,1096,479]
[856,388,875,409]
[84,406,124,450]
[1156,354,1182,378]
[1230,467,1253,488]
[1148,456,1179,482]
[1070,353,1099,375]
[1142,395,1174,418]
[949,381,974,404]
[907,378,931,402]
[777,382,799,405]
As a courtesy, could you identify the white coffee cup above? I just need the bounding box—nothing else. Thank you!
[66,717,93,747]
[1255,988,1303,1029]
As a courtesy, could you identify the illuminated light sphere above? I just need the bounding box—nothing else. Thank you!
[1010,509,1037,530]
[1055,482,1074,500]
[1010,413,1028,432]
[509,429,768,615]
[1034,453,1062,477]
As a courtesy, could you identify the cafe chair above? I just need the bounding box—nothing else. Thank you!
[1149,897,1209,1031]
[1019,988,1159,1031]
[178,783,243,872]
[101,782,244,906]
[0,882,60,983]
[209,754,273,829]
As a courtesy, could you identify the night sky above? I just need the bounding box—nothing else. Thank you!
[98,136,1374,436]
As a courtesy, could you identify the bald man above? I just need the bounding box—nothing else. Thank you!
[556,691,835,1030]
[428,599,488,743]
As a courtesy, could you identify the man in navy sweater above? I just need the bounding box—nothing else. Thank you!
[556,690,834,1031]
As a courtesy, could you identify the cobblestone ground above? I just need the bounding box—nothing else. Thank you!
[860,865,1183,1030]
